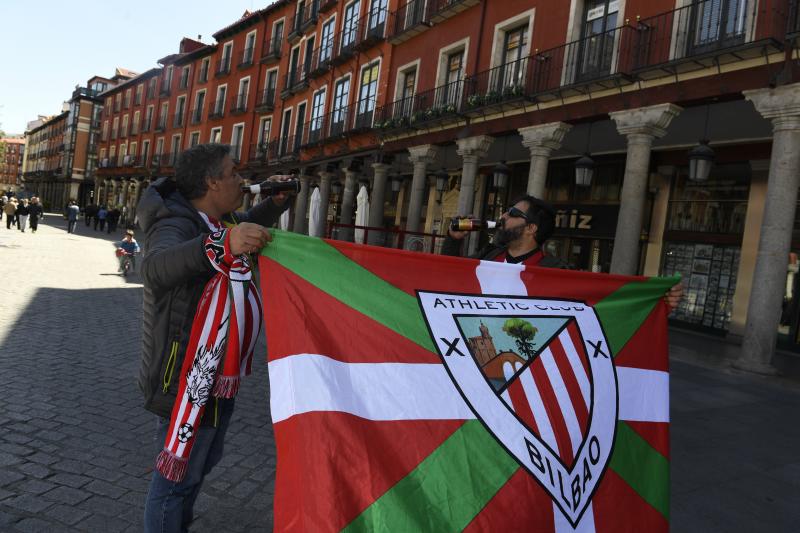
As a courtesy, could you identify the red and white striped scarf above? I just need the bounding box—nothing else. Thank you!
[156,214,262,482]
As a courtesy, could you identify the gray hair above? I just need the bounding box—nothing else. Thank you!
[175,143,231,200]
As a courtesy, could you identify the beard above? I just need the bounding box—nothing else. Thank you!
[494,223,525,246]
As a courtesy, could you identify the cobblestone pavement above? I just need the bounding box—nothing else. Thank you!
[0,215,798,532]
[0,217,274,532]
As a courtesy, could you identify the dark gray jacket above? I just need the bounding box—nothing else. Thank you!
[441,235,570,268]
[136,177,288,422]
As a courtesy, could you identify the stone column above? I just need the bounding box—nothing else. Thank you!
[736,84,800,373]
[519,122,572,198]
[455,135,493,216]
[292,174,311,234]
[368,163,390,244]
[609,103,682,275]
[315,171,333,238]
[338,168,359,241]
[406,145,439,232]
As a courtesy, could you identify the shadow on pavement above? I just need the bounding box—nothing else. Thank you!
[0,285,275,532]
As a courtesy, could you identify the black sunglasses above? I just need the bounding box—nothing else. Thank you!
[507,206,532,223]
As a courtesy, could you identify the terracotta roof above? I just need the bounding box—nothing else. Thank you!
[114,67,139,79]
[212,0,291,40]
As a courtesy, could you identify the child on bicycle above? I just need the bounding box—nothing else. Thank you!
[117,230,140,272]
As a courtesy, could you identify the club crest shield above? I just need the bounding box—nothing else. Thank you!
[417,291,618,527]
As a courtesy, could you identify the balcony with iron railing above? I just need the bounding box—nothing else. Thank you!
[319,0,337,13]
[141,118,152,133]
[247,141,274,163]
[277,135,300,160]
[190,107,203,124]
[209,99,226,119]
[376,80,463,132]
[308,39,335,78]
[331,27,358,66]
[230,93,249,114]
[289,0,320,41]
[630,0,786,80]
[239,47,255,69]
[302,97,376,145]
[461,56,531,116]
[215,57,232,77]
[255,87,277,112]
[389,0,432,44]
[155,116,167,132]
[260,35,282,64]
[529,24,637,101]
[353,8,388,52]
[428,0,481,24]
[282,63,309,97]
[159,81,171,97]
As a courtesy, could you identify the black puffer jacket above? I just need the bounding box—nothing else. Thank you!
[136,177,288,422]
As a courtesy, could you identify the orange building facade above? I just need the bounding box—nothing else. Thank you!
[1,138,25,193]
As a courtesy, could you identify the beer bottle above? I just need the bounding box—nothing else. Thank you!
[450,217,497,231]
[242,179,301,196]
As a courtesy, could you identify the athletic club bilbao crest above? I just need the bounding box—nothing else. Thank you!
[417,291,618,527]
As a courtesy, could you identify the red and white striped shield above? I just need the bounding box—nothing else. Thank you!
[419,291,618,528]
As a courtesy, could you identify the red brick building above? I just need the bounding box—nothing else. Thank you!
[92,0,800,369]
[1,138,25,194]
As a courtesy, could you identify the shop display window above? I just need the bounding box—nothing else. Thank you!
[667,163,749,234]
[662,242,739,330]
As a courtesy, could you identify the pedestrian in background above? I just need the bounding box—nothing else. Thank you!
[17,199,30,233]
[4,198,17,230]
[97,205,108,232]
[66,201,80,234]
[28,197,44,233]
[0,195,5,222]
[84,203,98,227]
[107,206,121,234]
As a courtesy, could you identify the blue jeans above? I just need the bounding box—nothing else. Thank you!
[143,398,235,533]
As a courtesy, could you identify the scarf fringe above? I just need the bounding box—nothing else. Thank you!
[156,449,189,482]
[212,375,241,399]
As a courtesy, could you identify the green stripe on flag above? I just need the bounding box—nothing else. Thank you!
[261,230,436,352]
[343,420,518,533]
[594,275,680,356]
[609,421,670,519]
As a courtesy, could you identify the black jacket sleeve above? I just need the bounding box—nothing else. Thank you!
[441,235,465,257]
[140,218,213,292]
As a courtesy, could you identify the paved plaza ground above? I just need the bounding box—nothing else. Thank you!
[0,215,797,532]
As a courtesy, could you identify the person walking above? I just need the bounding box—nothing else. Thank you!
[0,195,6,222]
[84,203,98,227]
[16,199,30,233]
[66,201,80,233]
[137,143,292,532]
[4,198,17,230]
[28,197,44,233]
[97,205,108,232]
[107,206,121,234]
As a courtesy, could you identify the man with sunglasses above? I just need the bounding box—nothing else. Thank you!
[443,195,683,307]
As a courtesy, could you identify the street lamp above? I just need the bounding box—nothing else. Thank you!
[492,161,510,189]
[390,173,403,193]
[688,106,714,182]
[434,168,448,193]
[331,180,343,196]
[575,154,595,187]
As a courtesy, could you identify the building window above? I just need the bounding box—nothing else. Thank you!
[124,89,132,109]
[142,141,150,163]
[273,20,285,48]
[577,0,619,80]
[189,131,200,147]
[135,84,143,105]
[279,109,293,155]
[236,78,250,111]
[231,124,245,161]
[169,135,181,165]
[210,127,222,143]
[331,77,350,135]
[357,61,379,128]
[132,111,140,135]
[214,85,227,117]
[112,117,119,139]
[175,96,186,127]
[199,58,210,82]
[439,50,464,108]
[320,18,335,62]
[342,0,361,48]
[368,0,387,32]
[159,103,169,130]
[145,106,154,131]
[193,90,206,123]
[130,142,137,157]
[498,25,528,90]
[221,42,233,72]
[121,115,129,137]
[309,89,326,142]
[258,117,272,146]
[243,31,257,64]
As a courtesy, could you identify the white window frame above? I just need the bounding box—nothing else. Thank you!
[180,65,191,88]
[189,131,201,148]
[341,0,362,48]
[319,14,337,62]
[435,37,470,88]
[279,107,293,153]
[215,84,228,115]
[112,117,119,138]
[222,41,234,70]
[135,83,143,104]
[129,141,137,157]
[489,10,535,69]
[155,138,164,156]
[121,115,129,136]
[170,134,182,164]
[393,58,421,101]
[237,76,251,109]
[141,140,150,162]
[132,110,141,133]
[230,122,246,161]
[257,117,272,145]
[209,127,222,143]
[176,95,187,124]
[244,30,258,63]
[200,57,211,81]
